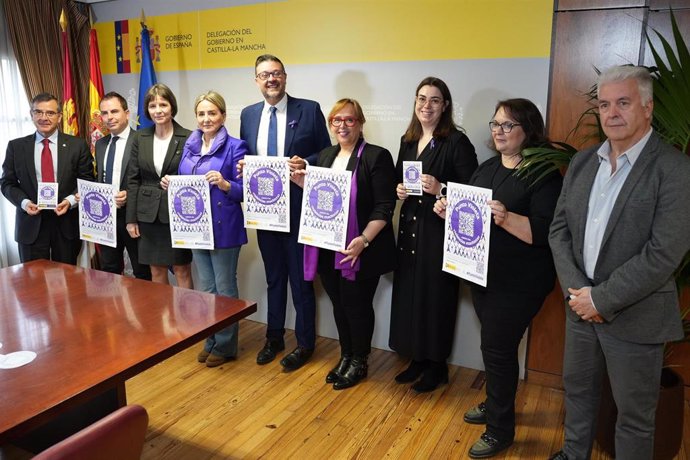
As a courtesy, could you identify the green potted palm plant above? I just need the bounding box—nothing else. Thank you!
[519,9,690,460]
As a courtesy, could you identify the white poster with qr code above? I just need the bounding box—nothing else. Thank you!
[297,165,352,251]
[167,175,214,250]
[442,182,492,287]
[242,156,291,232]
[78,178,117,248]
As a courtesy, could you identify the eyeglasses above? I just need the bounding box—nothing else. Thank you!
[330,117,358,127]
[415,95,444,107]
[489,121,521,133]
[256,70,286,81]
[32,109,59,119]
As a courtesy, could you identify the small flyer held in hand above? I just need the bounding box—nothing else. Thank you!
[403,161,422,196]
[37,182,58,209]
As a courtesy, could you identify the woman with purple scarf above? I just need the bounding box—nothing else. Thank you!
[296,98,397,390]
[167,91,248,367]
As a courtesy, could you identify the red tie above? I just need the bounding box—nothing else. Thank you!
[41,138,55,182]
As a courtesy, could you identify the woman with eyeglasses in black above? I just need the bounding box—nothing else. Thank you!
[293,98,397,390]
[389,76,478,393]
[434,98,562,458]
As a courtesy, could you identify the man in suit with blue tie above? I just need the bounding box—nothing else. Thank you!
[95,92,151,280]
[548,66,690,460]
[1,92,94,264]
[240,54,331,371]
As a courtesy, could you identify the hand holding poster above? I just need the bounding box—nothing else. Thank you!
[243,156,290,232]
[78,178,117,247]
[167,175,214,250]
[442,182,492,286]
[298,165,351,251]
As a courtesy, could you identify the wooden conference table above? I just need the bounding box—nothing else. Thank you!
[0,260,256,448]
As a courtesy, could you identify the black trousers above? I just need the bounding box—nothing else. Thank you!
[320,267,380,357]
[99,211,151,280]
[18,212,80,265]
[471,287,545,441]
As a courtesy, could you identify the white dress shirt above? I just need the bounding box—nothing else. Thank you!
[103,126,131,189]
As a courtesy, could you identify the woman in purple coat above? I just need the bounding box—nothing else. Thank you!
[171,91,248,367]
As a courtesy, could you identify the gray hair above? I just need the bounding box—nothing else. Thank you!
[597,66,653,105]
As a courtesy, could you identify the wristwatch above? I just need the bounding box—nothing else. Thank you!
[360,234,370,248]
[437,183,448,199]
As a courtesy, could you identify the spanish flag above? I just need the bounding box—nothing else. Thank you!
[88,27,108,154]
[60,10,78,136]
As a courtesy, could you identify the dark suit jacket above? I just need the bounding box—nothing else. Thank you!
[125,121,191,224]
[1,132,94,244]
[240,95,331,232]
[549,132,690,343]
[316,140,398,279]
[95,129,134,189]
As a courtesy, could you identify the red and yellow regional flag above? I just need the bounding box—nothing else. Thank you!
[89,28,108,153]
[60,10,78,136]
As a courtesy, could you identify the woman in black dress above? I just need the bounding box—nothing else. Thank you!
[435,99,562,458]
[389,77,478,392]
[126,83,193,288]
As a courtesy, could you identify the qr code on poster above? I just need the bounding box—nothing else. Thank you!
[258,177,274,196]
[459,211,474,235]
[317,190,334,212]
[181,196,197,214]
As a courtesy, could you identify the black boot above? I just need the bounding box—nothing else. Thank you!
[333,355,368,390]
[326,354,352,383]
[395,359,428,383]
[412,360,448,393]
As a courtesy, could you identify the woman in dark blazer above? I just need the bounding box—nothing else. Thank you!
[126,83,193,288]
[296,98,397,390]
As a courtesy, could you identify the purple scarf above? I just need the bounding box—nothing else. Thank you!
[304,141,366,281]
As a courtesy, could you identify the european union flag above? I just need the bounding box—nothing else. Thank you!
[137,23,156,130]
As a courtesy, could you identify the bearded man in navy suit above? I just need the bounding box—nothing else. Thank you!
[1,93,94,264]
[240,54,331,372]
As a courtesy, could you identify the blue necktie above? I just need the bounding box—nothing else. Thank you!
[104,136,119,183]
[267,106,277,156]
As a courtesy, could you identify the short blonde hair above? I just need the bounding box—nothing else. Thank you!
[194,91,226,114]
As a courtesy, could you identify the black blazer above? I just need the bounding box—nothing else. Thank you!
[316,140,398,279]
[125,121,191,224]
[1,132,94,244]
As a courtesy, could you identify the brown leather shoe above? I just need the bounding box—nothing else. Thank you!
[205,353,228,368]
[197,349,210,363]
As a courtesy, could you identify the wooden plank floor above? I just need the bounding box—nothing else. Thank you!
[124,320,690,459]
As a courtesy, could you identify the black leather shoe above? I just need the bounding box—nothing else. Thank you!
[464,401,487,424]
[412,361,448,393]
[256,340,285,365]
[395,360,427,383]
[548,450,568,460]
[280,346,314,371]
[333,356,368,390]
[326,355,352,383]
[468,432,513,459]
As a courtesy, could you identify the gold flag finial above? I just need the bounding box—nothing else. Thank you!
[140,9,146,28]
[59,9,67,32]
